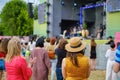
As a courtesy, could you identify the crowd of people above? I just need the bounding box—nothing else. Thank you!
[0,35,120,80]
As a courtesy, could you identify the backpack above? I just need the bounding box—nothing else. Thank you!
[48,50,55,59]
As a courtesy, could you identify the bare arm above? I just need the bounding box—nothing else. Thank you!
[113,62,120,73]
[89,44,91,57]
[62,58,66,79]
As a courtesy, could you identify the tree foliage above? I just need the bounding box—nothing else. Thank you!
[0,0,33,36]
[33,5,38,20]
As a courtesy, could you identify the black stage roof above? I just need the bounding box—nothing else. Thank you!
[78,0,106,5]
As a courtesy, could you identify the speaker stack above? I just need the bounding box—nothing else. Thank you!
[28,3,34,18]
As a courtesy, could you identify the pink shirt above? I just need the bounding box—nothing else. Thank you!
[5,56,32,80]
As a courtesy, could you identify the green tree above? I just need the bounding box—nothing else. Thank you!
[33,5,38,20]
[0,0,33,36]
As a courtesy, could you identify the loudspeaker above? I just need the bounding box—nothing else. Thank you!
[46,12,50,16]
[46,30,50,33]
[47,21,50,25]
[47,3,51,7]
[28,3,34,18]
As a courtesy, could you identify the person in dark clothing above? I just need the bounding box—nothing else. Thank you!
[90,37,97,70]
[106,36,114,45]
[55,38,68,80]
[100,24,103,39]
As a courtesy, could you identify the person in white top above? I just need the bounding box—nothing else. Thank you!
[28,37,36,51]
[105,42,118,80]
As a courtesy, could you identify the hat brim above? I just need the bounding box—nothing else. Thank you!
[65,41,86,52]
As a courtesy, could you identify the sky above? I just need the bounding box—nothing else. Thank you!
[0,0,9,12]
[0,0,40,12]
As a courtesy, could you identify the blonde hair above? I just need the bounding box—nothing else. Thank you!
[5,37,21,62]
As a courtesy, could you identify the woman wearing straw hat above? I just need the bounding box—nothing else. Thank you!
[62,37,91,80]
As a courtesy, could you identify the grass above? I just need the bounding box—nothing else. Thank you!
[48,70,106,80]
[67,39,108,44]
[2,70,106,80]
[89,70,106,80]
[85,40,108,44]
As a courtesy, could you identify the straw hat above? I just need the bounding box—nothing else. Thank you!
[65,37,86,52]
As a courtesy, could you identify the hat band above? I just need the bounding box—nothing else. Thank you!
[70,43,82,48]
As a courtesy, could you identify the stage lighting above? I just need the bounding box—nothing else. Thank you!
[61,1,65,5]
[73,3,77,7]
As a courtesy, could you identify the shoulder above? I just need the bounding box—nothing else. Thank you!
[15,56,26,63]
[83,56,89,59]
[106,49,111,52]
[63,58,66,61]
[81,56,89,61]
[10,56,26,65]
[62,58,66,65]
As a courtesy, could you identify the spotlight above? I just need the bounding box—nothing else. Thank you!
[61,1,65,5]
[73,3,77,7]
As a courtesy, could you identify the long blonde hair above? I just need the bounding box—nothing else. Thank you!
[5,37,21,62]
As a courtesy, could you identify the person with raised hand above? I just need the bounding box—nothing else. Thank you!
[5,37,36,80]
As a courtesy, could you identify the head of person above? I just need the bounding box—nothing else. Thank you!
[46,37,50,43]
[65,37,86,67]
[91,37,96,46]
[50,37,56,45]
[25,42,28,46]
[36,37,44,47]
[110,42,115,49]
[0,38,9,54]
[108,36,112,41]
[30,36,35,44]
[58,38,68,50]
[6,37,21,62]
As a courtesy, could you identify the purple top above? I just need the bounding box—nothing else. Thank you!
[30,48,51,80]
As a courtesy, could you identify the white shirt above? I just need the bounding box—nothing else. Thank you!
[105,49,116,61]
[28,41,36,51]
